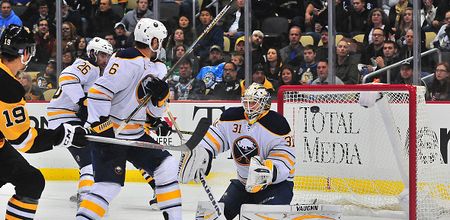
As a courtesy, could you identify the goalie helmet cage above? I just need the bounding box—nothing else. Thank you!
[277,84,450,220]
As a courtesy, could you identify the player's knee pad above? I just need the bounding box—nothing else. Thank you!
[14,166,45,200]
[154,156,178,185]
[90,182,121,204]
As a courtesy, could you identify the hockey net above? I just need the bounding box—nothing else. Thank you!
[277,85,450,219]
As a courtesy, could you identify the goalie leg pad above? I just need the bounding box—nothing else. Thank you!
[178,147,212,184]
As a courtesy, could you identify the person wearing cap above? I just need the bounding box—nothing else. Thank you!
[194,7,224,62]
[251,30,266,65]
[114,22,131,49]
[393,61,414,84]
[200,44,224,67]
[240,63,275,96]
[120,0,154,33]
[89,0,122,38]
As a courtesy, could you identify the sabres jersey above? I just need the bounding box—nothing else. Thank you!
[47,58,101,129]
[0,61,56,153]
[200,107,295,184]
[87,47,167,139]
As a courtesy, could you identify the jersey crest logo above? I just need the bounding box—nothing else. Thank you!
[232,136,259,166]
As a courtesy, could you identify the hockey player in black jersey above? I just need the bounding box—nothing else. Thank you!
[0,24,88,219]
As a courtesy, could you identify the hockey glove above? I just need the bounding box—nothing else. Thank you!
[54,124,89,148]
[178,147,213,184]
[141,76,169,107]
[89,116,115,138]
[245,156,276,193]
[147,116,172,136]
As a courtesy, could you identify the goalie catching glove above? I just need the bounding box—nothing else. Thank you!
[358,91,383,108]
[54,124,89,148]
[245,156,276,193]
[178,147,213,183]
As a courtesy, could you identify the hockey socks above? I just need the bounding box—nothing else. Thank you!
[155,181,182,219]
[78,165,95,197]
[5,195,38,220]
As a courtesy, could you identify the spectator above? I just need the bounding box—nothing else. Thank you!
[263,47,283,84]
[311,59,344,85]
[388,0,412,33]
[166,28,188,61]
[363,8,390,46]
[392,61,414,84]
[361,27,385,69]
[121,0,153,32]
[222,0,248,45]
[60,0,83,36]
[194,7,224,62]
[432,10,450,51]
[394,7,413,42]
[62,50,75,69]
[36,59,57,90]
[104,33,117,51]
[251,30,265,66]
[279,65,299,86]
[177,15,194,45]
[376,40,401,83]
[89,0,122,38]
[33,18,55,66]
[114,22,130,49]
[231,52,244,80]
[336,39,360,84]
[349,0,370,35]
[234,35,244,55]
[209,62,242,100]
[423,62,450,101]
[76,37,88,59]
[200,44,224,68]
[316,27,329,61]
[0,0,22,35]
[280,25,304,70]
[170,60,206,100]
[298,45,318,84]
[240,63,275,96]
[433,1,449,29]
[22,0,53,31]
[421,0,438,32]
[305,0,349,34]
[19,72,43,101]
[61,21,79,53]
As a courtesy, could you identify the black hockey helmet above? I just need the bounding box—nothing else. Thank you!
[0,24,36,58]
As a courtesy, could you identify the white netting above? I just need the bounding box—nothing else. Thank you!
[279,86,450,219]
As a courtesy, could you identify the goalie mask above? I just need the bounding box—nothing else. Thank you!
[241,83,271,124]
[134,18,167,57]
[0,24,36,66]
[86,37,113,63]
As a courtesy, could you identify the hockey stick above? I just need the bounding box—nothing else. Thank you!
[87,118,210,151]
[114,0,234,135]
[167,109,185,141]
[198,171,224,220]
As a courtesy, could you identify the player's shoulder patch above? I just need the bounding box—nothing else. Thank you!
[0,70,24,103]
[258,110,291,135]
[220,107,245,121]
[115,47,144,59]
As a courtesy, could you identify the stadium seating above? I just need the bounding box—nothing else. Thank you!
[300,35,315,46]
[425,31,437,49]
[43,89,57,101]
[223,36,230,52]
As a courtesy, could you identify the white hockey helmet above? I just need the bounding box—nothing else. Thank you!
[241,83,271,124]
[86,37,114,57]
[134,18,167,55]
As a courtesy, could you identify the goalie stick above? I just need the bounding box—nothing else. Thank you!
[86,118,210,151]
[115,0,234,135]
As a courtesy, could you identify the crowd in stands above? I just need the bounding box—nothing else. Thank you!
[4,0,450,101]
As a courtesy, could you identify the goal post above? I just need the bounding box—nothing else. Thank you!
[277,84,450,220]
